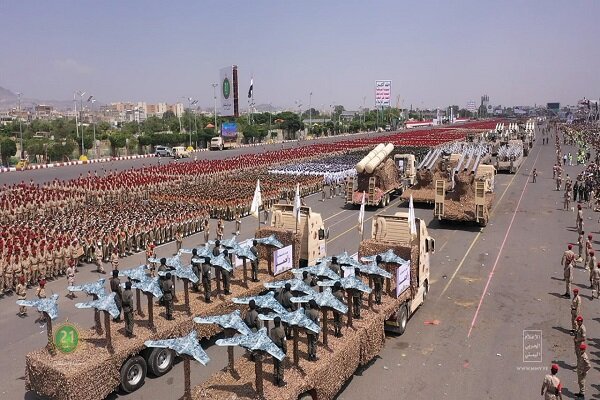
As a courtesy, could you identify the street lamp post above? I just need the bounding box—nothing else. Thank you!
[17,92,23,159]
[75,90,86,156]
[211,83,218,135]
[309,92,313,136]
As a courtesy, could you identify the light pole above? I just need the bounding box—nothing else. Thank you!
[211,83,218,135]
[187,97,198,148]
[75,90,86,156]
[309,92,313,136]
[16,92,23,159]
[87,96,97,158]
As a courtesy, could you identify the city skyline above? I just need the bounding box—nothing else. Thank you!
[1,1,598,109]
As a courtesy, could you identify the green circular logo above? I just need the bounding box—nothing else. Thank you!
[54,324,80,354]
[222,78,231,99]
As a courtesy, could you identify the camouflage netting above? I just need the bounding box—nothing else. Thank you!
[355,158,401,194]
[401,159,451,203]
[440,172,494,222]
[194,284,405,400]
[25,261,292,400]
[255,227,301,268]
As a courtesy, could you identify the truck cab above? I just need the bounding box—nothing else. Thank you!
[369,211,434,333]
[270,204,328,267]
[394,154,416,186]
[210,136,225,151]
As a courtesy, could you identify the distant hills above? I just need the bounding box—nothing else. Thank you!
[0,86,74,110]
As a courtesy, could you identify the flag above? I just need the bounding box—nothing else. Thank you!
[358,191,366,234]
[248,78,253,99]
[250,179,262,218]
[293,183,301,222]
[408,195,417,235]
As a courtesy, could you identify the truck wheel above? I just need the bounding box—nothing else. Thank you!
[423,280,429,302]
[298,390,316,400]
[219,144,223,151]
[120,355,147,393]
[147,348,174,377]
[396,304,408,335]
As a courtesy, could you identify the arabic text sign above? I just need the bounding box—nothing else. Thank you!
[396,261,410,298]
[375,80,392,107]
[273,245,293,275]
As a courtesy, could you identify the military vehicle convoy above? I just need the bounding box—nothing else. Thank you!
[495,140,524,173]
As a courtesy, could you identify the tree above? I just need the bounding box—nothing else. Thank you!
[301,108,320,119]
[109,132,128,156]
[0,137,17,166]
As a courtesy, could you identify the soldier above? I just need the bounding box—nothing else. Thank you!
[573,316,586,362]
[0,254,5,296]
[306,299,320,361]
[190,248,201,292]
[66,260,76,299]
[577,231,585,262]
[584,234,593,268]
[576,204,583,234]
[203,219,210,243]
[270,316,287,387]
[221,249,232,295]
[540,363,563,400]
[563,190,571,211]
[21,252,31,289]
[329,256,341,277]
[592,262,600,299]
[30,250,39,287]
[161,272,174,320]
[110,269,122,322]
[250,240,259,282]
[174,228,183,254]
[352,268,362,318]
[303,271,316,287]
[332,281,345,337]
[561,244,575,297]
[110,248,120,271]
[158,257,168,274]
[16,276,27,317]
[532,168,537,183]
[321,184,327,202]
[122,281,135,338]
[201,256,212,303]
[235,212,241,235]
[244,299,259,332]
[576,343,591,398]
[94,243,105,274]
[570,288,581,334]
[374,255,385,305]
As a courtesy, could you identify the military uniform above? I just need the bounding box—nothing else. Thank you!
[270,324,287,386]
[332,287,345,337]
[250,244,259,281]
[201,259,212,302]
[570,292,581,331]
[591,267,600,298]
[244,308,259,332]
[577,348,591,396]
[175,230,183,253]
[561,248,575,296]
[351,288,362,319]
[305,306,320,360]
[16,281,27,316]
[373,274,384,304]
[110,275,123,321]
[573,322,586,361]
[541,373,561,400]
[191,255,201,292]
[122,287,134,337]
[161,277,174,320]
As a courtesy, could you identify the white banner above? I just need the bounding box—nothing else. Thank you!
[273,245,293,275]
[375,80,392,107]
[220,66,234,116]
[396,261,411,297]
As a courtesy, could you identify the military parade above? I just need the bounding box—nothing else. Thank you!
[2,2,600,399]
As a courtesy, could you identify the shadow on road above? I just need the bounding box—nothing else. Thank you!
[552,326,572,335]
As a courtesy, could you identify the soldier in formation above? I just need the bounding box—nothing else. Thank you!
[561,244,575,298]
[540,364,562,400]
[161,272,174,320]
[305,299,320,361]
[332,281,345,338]
[110,269,122,322]
[250,240,259,282]
[16,276,27,317]
[244,300,259,332]
[201,256,212,303]
[576,343,591,398]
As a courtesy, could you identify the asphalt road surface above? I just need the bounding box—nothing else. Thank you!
[2,130,598,399]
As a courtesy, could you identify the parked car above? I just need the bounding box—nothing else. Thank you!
[172,146,190,159]
[154,146,172,157]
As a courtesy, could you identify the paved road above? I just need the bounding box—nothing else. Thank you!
[4,130,598,399]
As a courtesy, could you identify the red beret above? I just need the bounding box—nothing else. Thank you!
[579,343,587,351]
[573,288,579,293]
[551,364,559,372]
[576,316,583,322]
[588,235,593,239]
[591,251,595,255]
[568,244,573,249]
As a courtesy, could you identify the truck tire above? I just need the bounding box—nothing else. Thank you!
[298,391,316,400]
[396,303,408,335]
[423,280,429,302]
[120,355,147,393]
[147,348,174,377]
[219,144,223,151]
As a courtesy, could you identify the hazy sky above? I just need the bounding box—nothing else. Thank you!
[1,1,598,110]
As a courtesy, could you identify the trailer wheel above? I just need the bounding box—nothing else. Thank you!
[120,355,147,393]
[423,280,429,302]
[396,304,408,335]
[298,389,317,400]
[147,348,174,377]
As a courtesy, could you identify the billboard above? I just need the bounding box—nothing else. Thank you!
[273,245,293,275]
[396,261,411,298]
[221,122,238,138]
[466,100,477,112]
[375,80,392,107]
[220,66,239,117]
[547,102,560,111]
